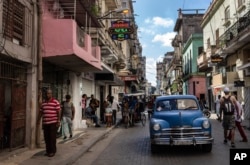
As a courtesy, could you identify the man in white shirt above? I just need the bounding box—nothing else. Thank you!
[110,96,121,125]
[215,95,221,120]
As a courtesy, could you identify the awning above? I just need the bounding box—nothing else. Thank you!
[95,73,124,86]
[211,84,237,91]
[211,83,234,88]
[237,62,250,70]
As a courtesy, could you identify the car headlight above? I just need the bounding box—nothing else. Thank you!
[153,124,161,131]
[202,120,210,129]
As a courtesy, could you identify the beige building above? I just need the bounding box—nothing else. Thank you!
[199,0,250,117]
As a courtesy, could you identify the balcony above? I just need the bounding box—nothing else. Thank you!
[89,28,124,64]
[212,72,238,88]
[44,0,101,28]
[197,53,210,71]
[105,0,120,10]
[42,19,102,72]
[219,10,250,54]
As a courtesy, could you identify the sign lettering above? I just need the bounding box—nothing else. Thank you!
[108,20,134,41]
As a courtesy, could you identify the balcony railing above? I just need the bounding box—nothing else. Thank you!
[219,10,250,48]
[197,53,206,65]
[44,0,101,28]
[212,72,238,85]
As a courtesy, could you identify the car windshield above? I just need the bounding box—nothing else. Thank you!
[155,98,198,111]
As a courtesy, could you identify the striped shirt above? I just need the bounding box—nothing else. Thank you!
[40,98,61,124]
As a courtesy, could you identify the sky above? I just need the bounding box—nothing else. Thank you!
[133,0,212,86]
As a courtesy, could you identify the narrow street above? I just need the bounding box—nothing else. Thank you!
[73,114,250,165]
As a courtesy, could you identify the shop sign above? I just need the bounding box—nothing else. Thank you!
[211,55,223,63]
[108,20,134,41]
[120,75,137,81]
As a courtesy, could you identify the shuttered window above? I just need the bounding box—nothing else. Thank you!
[3,0,25,45]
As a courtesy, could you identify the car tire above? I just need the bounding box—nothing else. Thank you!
[202,143,212,152]
[151,144,158,153]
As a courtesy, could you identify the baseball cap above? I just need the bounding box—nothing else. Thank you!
[224,87,230,92]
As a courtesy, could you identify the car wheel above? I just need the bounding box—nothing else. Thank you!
[151,144,158,153]
[202,144,212,152]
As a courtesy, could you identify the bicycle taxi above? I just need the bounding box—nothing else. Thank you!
[122,93,147,128]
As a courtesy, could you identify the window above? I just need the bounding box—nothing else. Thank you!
[238,0,245,7]
[215,29,220,48]
[122,2,127,8]
[3,0,25,45]
[225,6,230,22]
[207,38,210,48]
[232,65,236,72]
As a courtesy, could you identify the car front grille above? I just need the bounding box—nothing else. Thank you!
[157,127,205,138]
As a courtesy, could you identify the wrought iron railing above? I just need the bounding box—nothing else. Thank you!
[219,10,250,47]
[0,61,27,82]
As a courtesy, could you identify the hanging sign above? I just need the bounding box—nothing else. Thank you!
[211,55,223,63]
[108,20,134,41]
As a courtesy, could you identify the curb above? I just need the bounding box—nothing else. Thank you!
[61,120,121,165]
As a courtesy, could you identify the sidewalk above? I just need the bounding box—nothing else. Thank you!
[0,112,122,165]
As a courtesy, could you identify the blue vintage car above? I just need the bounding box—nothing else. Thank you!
[149,95,213,153]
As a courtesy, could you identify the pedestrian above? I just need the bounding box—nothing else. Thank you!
[199,97,206,111]
[90,94,100,113]
[103,95,111,122]
[81,94,87,119]
[61,94,75,140]
[219,87,239,148]
[147,96,154,119]
[86,102,101,127]
[129,96,138,126]
[228,96,248,142]
[215,95,221,120]
[110,96,121,125]
[37,89,61,157]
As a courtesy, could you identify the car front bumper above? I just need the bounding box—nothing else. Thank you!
[151,137,214,145]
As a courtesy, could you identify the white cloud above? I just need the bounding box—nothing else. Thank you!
[145,17,174,28]
[146,57,157,86]
[152,17,174,27]
[152,32,176,47]
[138,27,155,35]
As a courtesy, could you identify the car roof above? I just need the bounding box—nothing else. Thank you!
[155,95,197,101]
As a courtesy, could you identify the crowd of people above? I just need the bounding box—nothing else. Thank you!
[36,87,248,158]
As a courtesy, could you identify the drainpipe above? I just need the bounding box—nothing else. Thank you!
[36,0,43,148]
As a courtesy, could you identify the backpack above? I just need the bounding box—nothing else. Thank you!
[222,96,235,115]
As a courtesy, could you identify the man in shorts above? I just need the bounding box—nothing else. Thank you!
[219,87,239,148]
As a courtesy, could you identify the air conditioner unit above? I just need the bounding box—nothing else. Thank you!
[245,67,250,76]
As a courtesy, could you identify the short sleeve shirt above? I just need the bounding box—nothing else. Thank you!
[40,98,61,124]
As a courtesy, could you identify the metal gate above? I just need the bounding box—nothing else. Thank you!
[10,83,26,149]
[0,84,4,149]
[244,87,250,120]
[0,60,27,150]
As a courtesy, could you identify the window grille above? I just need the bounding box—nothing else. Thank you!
[3,0,25,46]
[0,61,27,82]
